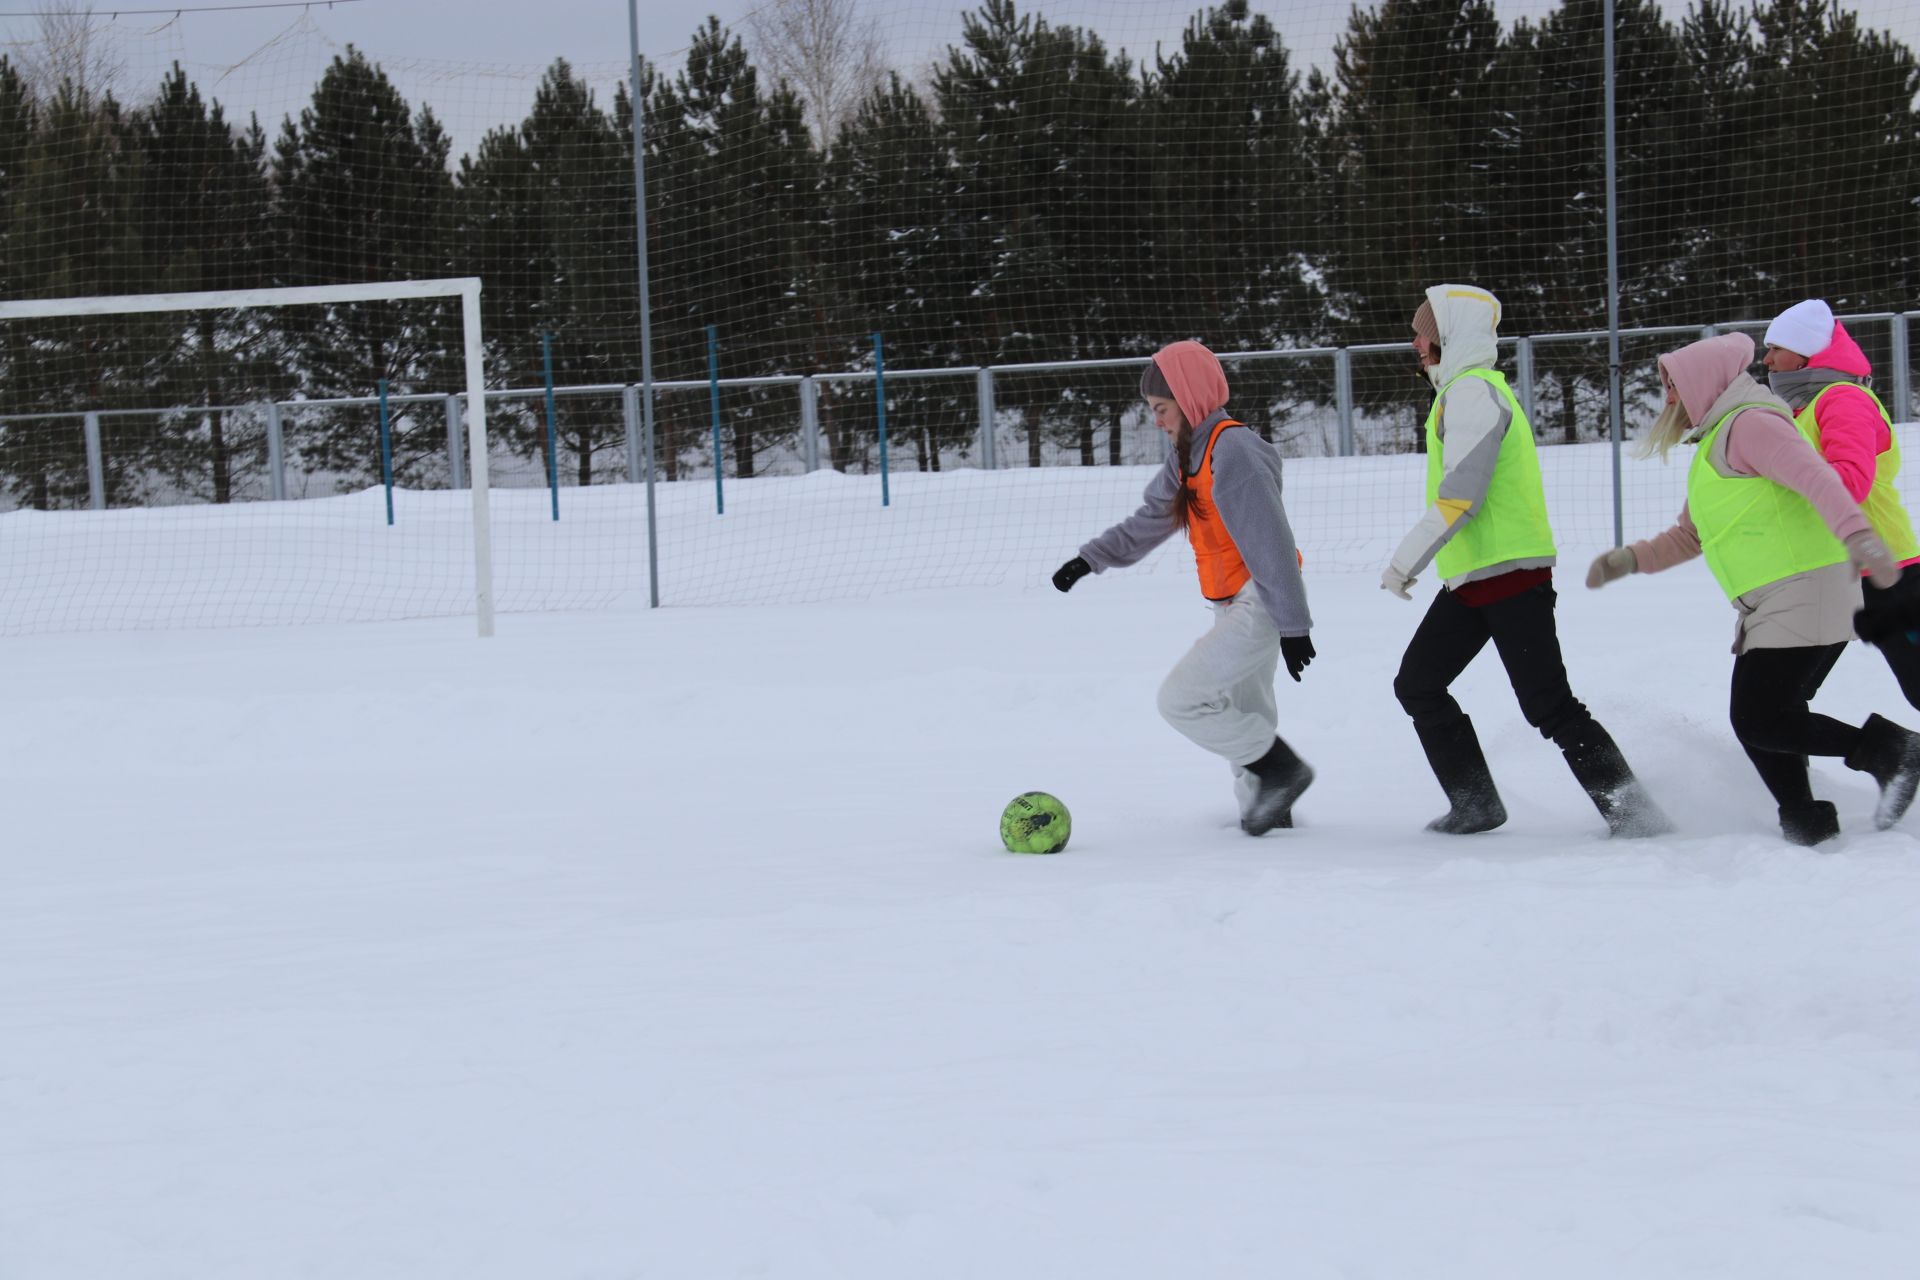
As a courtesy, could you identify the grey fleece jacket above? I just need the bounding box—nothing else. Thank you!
[1077,410,1313,637]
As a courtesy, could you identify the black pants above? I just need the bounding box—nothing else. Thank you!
[1728,643,1859,806]
[1859,571,1920,710]
[1393,583,1598,748]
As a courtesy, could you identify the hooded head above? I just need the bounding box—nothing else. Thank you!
[1145,340,1229,427]
[1641,332,1757,459]
[1415,284,1501,387]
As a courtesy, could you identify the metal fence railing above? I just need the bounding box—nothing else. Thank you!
[3,311,1913,513]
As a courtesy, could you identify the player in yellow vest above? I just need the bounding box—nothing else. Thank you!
[1382,285,1668,837]
[1053,340,1315,836]
[1762,299,1920,707]
[1587,332,1920,845]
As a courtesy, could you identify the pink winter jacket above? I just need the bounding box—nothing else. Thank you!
[1803,322,1886,502]
[1631,333,1870,574]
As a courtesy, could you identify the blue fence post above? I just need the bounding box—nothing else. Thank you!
[377,378,394,527]
[873,332,889,507]
[707,324,724,516]
[542,333,560,521]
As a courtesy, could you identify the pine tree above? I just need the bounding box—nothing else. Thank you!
[272,47,458,486]
[1146,0,1321,447]
[1317,0,1508,441]
[1744,0,1920,312]
[646,19,816,480]
[820,74,973,472]
[133,65,277,502]
[1501,0,1686,441]
[935,0,1145,466]
[0,80,145,508]
[460,59,635,486]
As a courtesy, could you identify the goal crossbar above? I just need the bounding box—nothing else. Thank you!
[0,277,480,320]
[0,277,496,637]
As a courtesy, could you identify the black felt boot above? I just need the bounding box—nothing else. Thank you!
[1241,736,1314,836]
[1778,801,1840,846]
[1560,725,1675,838]
[1844,713,1920,830]
[1414,716,1507,834]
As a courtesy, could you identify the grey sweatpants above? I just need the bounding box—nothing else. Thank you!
[1156,585,1282,799]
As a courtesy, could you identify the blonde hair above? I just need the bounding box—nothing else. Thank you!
[1636,361,1693,461]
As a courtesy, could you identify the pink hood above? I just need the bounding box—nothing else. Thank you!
[1659,333,1755,427]
[1152,341,1229,427]
[1808,319,1871,378]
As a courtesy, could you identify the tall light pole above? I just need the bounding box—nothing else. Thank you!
[1604,0,1624,548]
[629,0,660,607]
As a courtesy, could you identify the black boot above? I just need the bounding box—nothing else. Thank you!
[1844,713,1920,830]
[1414,716,1507,834]
[1779,801,1840,846]
[1241,736,1314,836]
[1560,725,1675,839]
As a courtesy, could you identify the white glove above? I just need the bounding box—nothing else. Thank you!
[1845,530,1900,589]
[1585,547,1636,590]
[1380,564,1416,600]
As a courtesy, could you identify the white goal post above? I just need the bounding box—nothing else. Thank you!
[0,278,496,637]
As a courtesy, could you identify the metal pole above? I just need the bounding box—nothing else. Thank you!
[1333,348,1354,457]
[629,0,660,607]
[799,376,821,472]
[377,378,395,527]
[542,333,561,520]
[1603,0,1625,549]
[444,394,466,491]
[623,384,643,483]
[977,366,997,469]
[707,324,724,515]
[1891,314,1912,425]
[82,411,105,510]
[266,402,286,501]
[1513,336,1536,427]
[461,283,496,637]
[873,333,890,506]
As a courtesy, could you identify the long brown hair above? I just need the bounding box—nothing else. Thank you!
[1172,421,1198,530]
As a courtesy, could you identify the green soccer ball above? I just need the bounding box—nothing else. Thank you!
[1000,791,1071,854]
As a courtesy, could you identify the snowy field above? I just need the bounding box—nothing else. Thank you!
[4,450,1919,1278]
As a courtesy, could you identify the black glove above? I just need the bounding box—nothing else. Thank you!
[1052,556,1092,593]
[1281,634,1315,682]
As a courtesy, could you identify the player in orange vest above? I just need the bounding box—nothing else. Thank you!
[1053,340,1315,835]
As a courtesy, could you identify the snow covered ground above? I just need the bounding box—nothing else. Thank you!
[4,457,1919,1277]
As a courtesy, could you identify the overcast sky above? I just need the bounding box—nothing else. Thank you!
[1,0,1914,156]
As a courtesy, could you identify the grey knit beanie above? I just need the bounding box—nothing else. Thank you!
[1139,357,1173,399]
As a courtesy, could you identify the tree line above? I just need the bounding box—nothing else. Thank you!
[0,0,1915,507]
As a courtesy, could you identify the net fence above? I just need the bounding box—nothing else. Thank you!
[0,0,1914,632]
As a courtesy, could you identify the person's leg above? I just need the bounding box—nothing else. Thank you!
[1393,589,1504,832]
[1157,587,1310,833]
[1227,630,1284,825]
[1730,646,1847,844]
[1483,583,1672,837]
[1860,573,1920,710]
[1729,644,1858,761]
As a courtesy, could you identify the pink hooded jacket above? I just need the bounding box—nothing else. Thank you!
[1632,333,1869,574]
[1800,321,1893,504]
[1151,340,1229,427]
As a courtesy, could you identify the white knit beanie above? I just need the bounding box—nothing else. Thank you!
[1764,299,1835,358]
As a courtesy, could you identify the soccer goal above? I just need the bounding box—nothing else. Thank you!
[0,279,496,638]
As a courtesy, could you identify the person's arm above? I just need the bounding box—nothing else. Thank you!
[1383,377,1507,586]
[1814,385,1887,504]
[1210,431,1311,636]
[1627,505,1701,572]
[1725,408,1872,544]
[1078,456,1182,571]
